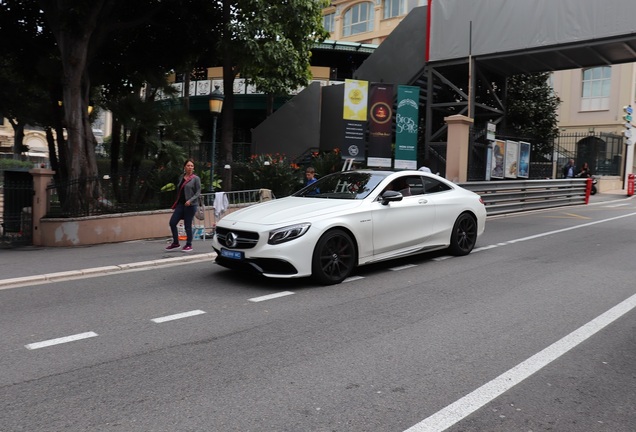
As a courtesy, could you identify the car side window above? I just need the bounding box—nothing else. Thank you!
[404,176,424,196]
[423,177,452,194]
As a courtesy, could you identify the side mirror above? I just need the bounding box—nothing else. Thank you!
[380,190,403,205]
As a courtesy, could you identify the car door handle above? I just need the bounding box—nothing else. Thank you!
[419,199,428,204]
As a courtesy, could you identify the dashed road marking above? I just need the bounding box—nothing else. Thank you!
[151,310,206,323]
[249,291,295,302]
[25,331,98,350]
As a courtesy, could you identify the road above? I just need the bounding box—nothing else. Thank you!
[1,200,635,431]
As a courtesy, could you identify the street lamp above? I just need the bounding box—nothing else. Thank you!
[209,85,224,192]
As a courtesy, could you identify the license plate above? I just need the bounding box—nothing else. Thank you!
[221,248,244,260]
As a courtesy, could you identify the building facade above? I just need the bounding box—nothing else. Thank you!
[322,0,427,44]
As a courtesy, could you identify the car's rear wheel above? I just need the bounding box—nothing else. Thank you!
[312,229,356,285]
[448,213,477,256]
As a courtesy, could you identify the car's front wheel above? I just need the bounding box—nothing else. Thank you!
[448,213,477,256]
[312,229,356,285]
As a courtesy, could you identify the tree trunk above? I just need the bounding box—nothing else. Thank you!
[11,120,25,157]
[221,0,233,191]
[41,0,103,213]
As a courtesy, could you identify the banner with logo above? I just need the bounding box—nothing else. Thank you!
[394,85,420,169]
[504,140,519,178]
[367,84,394,167]
[518,141,531,178]
[342,79,368,161]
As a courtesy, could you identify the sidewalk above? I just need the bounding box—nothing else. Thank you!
[0,237,216,288]
[0,190,632,288]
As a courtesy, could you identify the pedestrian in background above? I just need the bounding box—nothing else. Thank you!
[577,162,591,178]
[166,159,201,252]
[562,159,577,178]
[305,167,318,186]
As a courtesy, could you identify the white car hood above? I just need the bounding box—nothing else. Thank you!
[219,197,363,226]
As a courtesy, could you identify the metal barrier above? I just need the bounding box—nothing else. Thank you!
[459,179,589,216]
[196,182,586,222]
[196,189,274,240]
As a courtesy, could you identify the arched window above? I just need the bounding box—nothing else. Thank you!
[343,2,374,37]
[581,66,611,111]
[323,13,335,33]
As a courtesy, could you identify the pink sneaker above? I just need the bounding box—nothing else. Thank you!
[165,243,180,251]
[181,245,193,252]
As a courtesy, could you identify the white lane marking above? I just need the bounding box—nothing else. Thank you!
[604,203,631,208]
[248,291,295,302]
[474,211,636,253]
[25,331,98,350]
[390,264,418,271]
[151,310,206,323]
[404,292,636,432]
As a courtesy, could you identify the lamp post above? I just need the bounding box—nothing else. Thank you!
[209,85,224,192]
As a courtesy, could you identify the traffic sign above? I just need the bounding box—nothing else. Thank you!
[625,105,633,115]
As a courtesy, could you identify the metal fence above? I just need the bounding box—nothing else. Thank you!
[552,132,623,176]
[46,175,172,218]
[1,170,33,247]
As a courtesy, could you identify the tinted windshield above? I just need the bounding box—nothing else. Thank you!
[293,171,387,199]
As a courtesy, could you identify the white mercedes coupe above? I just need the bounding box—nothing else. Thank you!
[212,170,486,285]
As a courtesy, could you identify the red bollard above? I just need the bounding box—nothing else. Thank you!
[585,177,592,204]
[628,173,635,197]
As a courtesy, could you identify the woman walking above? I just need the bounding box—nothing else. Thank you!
[166,159,201,252]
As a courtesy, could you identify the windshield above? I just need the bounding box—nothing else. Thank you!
[293,171,387,199]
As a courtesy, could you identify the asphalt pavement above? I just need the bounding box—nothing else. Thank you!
[0,189,632,288]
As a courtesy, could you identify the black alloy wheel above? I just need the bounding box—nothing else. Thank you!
[448,213,477,256]
[312,229,356,285]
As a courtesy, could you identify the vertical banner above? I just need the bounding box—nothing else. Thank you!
[394,85,420,169]
[504,140,519,178]
[367,83,394,167]
[491,139,505,179]
[342,79,368,161]
[518,141,531,178]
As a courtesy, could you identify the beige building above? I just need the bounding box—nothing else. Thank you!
[551,64,636,136]
[322,0,427,45]
[551,64,636,185]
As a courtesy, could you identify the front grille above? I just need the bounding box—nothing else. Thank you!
[215,227,259,249]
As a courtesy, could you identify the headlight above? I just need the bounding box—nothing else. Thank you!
[268,223,311,245]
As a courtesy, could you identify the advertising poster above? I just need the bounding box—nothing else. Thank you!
[342,79,368,161]
[394,85,420,170]
[518,141,531,178]
[504,140,519,178]
[491,139,505,179]
[367,83,394,167]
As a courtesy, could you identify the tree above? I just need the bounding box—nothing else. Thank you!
[0,0,56,157]
[1,0,221,212]
[218,0,329,191]
[505,72,561,156]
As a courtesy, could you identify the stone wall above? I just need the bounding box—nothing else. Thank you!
[39,207,233,247]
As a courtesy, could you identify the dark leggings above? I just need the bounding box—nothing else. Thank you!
[169,204,197,245]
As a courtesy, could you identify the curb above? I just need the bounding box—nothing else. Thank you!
[0,252,216,290]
